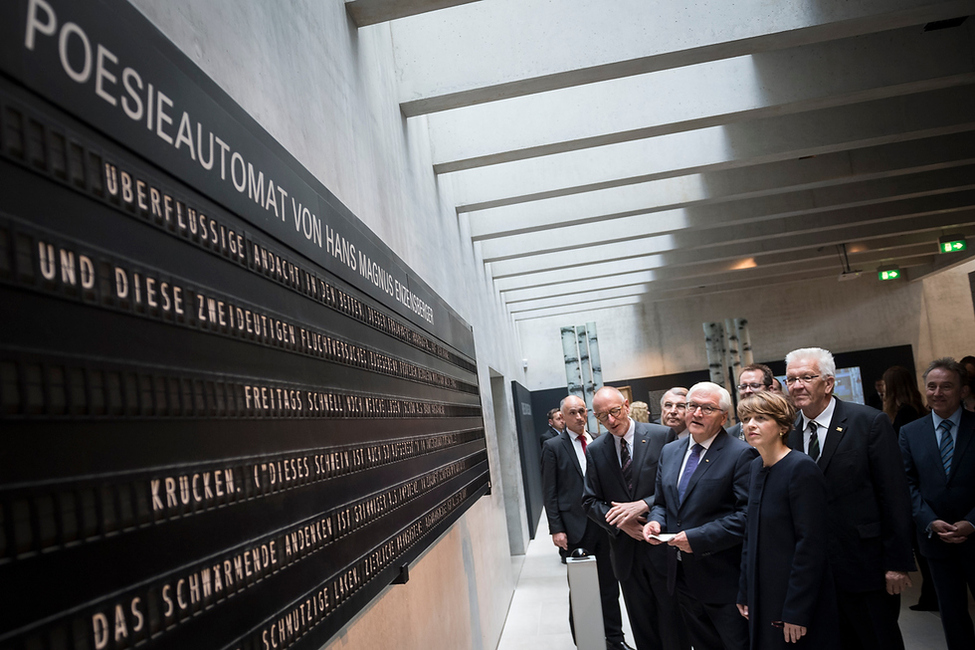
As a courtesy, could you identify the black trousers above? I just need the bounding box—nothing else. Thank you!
[673,563,747,650]
[928,551,975,650]
[568,521,624,643]
[835,587,904,650]
[620,549,690,650]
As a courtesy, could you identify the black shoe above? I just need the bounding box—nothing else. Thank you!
[606,640,636,650]
[909,601,938,611]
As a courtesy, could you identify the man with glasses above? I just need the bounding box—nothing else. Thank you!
[644,382,756,650]
[726,364,774,440]
[583,386,685,650]
[660,388,689,439]
[784,347,914,650]
[542,395,630,650]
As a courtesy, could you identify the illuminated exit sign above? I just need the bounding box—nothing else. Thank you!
[940,239,967,253]
[878,269,901,281]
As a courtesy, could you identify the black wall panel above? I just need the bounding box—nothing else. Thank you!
[0,1,489,649]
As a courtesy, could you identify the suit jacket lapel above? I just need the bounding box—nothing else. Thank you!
[680,431,724,507]
[915,415,947,487]
[949,410,975,482]
[629,426,649,499]
[606,434,630,496]
[818,398,846,472]
[560,432,583,478]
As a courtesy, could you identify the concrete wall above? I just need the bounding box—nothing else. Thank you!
[128,1,524,648]
[519,260,975,390]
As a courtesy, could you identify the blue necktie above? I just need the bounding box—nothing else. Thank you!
[939,419,954,477]
[678,444,703,502]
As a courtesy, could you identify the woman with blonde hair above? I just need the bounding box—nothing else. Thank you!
[629,400,649,423]
[736,391,839,648]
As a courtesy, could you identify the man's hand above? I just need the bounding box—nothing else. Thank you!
[782,623,807,644]
[941,520,974,544]
[606,500,650,528]
[619,519,645,541]
[643,521,663,544]
[885,570,912,595]
[930,519,955,535]
[668,531,692,554]
[736,604,748,620]
[552,532,568,550]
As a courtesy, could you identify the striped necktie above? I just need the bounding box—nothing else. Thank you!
[807,420,820,462]
[939,419,954,477]
[620,438,632,492]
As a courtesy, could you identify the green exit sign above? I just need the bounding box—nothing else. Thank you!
[878,269,901,281]
[941,239,967,253]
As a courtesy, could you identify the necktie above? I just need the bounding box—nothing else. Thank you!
[620,438,632,492]
[807,420,820,462]
[677,444,703,502]
[939,420,954,477]
[578,433,587,454]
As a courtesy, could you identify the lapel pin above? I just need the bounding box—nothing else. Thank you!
[836,427,843,432]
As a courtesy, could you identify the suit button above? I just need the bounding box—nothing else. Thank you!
[677,520,681,527]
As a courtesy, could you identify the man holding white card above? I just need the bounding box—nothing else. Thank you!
[644,382,757,650]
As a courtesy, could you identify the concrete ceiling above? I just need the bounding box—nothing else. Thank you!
[355,0,975,322]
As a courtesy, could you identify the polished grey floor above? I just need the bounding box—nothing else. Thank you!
[497,511,970,650]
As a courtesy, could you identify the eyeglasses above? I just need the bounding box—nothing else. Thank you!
[663,402,686,410]
[685,402,723,416]
[593,406,624,423]
[736,382,768,391]
[784,374,821,386]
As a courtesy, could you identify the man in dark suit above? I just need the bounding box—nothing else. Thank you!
[726,364,773,440]
[784,347,914,650]
[659,387,689,440]
[643,382,756,650]
[900,358,975,650]
[542,394,631,650]
[583,386,689,650]
[540,407,564,449]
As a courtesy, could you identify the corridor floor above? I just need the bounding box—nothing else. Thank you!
[497,511,968,650]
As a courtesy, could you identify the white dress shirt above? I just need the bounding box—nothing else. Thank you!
[613,418,636,466]
[801,397,837,456]
[570,430,591,474]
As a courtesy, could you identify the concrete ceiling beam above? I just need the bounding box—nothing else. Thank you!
[480,189,975,263]
[472,164,975,250]
[429,23,975,172]
[449,84,975,211]
[346,0,482,27]
[499,241,948,304]
[392,0,974,115]
[486,207,975,278]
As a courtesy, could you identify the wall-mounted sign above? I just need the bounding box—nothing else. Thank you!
[0,1,489,649]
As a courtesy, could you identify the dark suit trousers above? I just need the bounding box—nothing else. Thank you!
[621,549,690,650]
[927,551,975,650]
[674,563,747,650]
[835,587,904,650]
[568,521,623,643]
